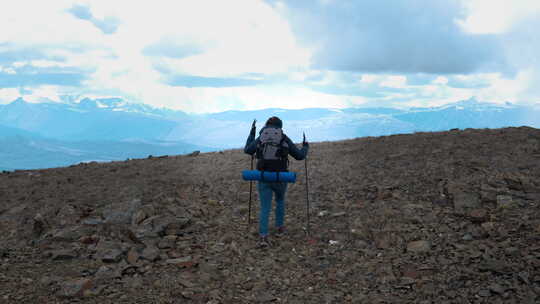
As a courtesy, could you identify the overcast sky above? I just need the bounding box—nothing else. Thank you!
[0,0,539,113]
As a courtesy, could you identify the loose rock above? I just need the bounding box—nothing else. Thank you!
[101,249,123,263]
[497,195,514,209]
[50,249,78,261]
[141,246,160,262]
[469,209,488,222]
[166,256,195,268]
[57,278,93,298]
[407,240,431,253]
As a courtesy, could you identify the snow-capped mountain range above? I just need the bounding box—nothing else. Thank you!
[1,96,539,170]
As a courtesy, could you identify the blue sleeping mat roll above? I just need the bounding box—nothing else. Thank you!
[242,170,297,183]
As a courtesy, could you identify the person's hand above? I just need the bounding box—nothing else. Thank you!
[303,132,309,147]
[250,119,257,135]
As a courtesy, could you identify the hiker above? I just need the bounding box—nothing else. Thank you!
[244,116,309,247]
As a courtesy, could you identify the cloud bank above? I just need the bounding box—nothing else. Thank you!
[269,0,506,74]
[0,0,538,112]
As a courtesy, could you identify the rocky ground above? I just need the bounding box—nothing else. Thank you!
[1,127,540,303]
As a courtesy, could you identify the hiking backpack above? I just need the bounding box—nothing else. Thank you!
[256,126,289,172]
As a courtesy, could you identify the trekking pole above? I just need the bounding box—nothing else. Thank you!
[303,132,311,236]
[247,118,257,234]
[247,154,254,232]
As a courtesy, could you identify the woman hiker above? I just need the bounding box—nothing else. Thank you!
[244,116,309,247]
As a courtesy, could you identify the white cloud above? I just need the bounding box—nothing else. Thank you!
[84,0,310,77]
[474,70,534,103]
[433,76,448,85]
[12,62,28,68]
[459,0,540,34]
[0,67,16,74]
[380,75,407,88]
[24,86,63,103]
[0,88,21,104]
[142,85,363,114]
[360,74,380,84]
[0,1,105,46]
[30,60,70,68]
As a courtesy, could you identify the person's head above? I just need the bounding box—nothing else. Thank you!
[265,116,283,128]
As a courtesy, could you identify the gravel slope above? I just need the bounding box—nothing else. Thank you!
[1,126,539,303]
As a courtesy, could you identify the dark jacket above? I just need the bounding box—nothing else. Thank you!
[244,125,309,162]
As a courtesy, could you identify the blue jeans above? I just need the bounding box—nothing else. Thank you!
[257,181,288,236]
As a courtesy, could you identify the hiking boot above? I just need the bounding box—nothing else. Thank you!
[258,236,270,248]
[275,226,286,237]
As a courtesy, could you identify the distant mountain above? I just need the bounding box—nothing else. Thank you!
[0,98,210,170]
[174,98,540,147]
[393,99,536,131]
[165,107,414,147]
[0,97,182,141]
[1,96,539,170]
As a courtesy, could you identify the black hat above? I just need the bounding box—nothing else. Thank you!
[265,116,282,128]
